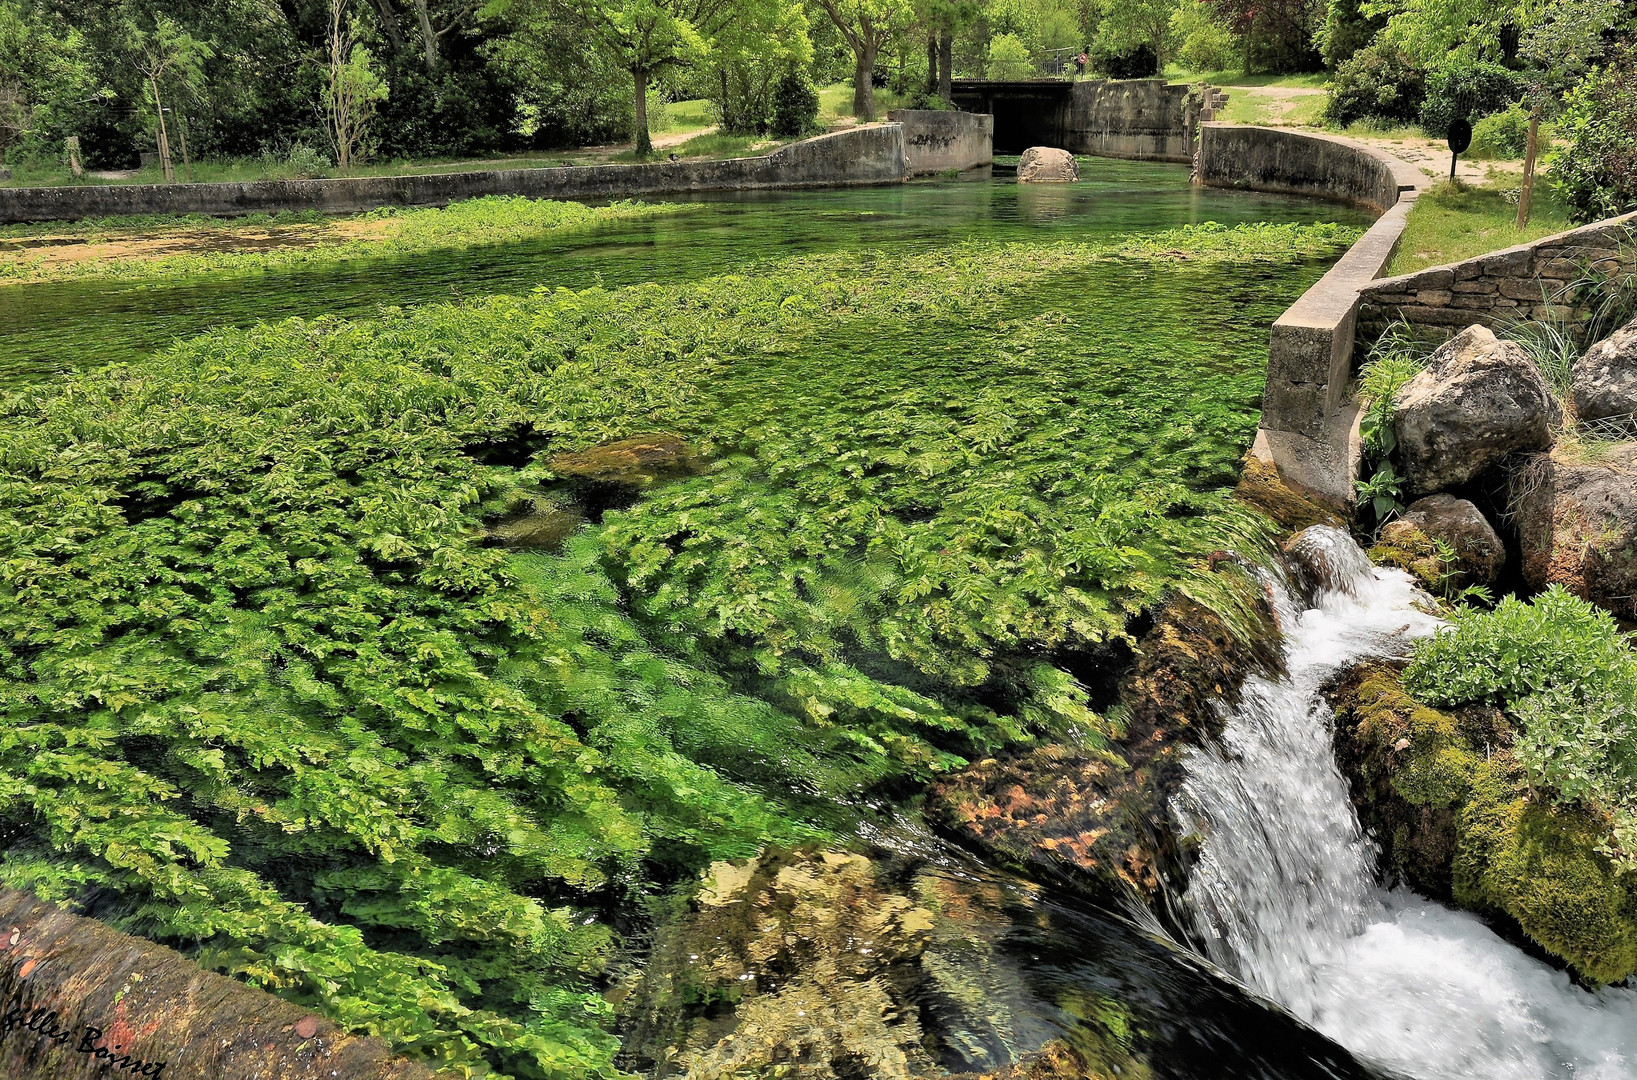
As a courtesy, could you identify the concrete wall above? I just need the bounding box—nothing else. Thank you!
[1197,123,1410,213]
[887,110,994,174]
[1356,212,1637,346]
[1064,79,1196,163]
[0,125,908,224]
[1197,126,1428,507]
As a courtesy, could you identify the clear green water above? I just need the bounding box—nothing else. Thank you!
[0,160,1368,384]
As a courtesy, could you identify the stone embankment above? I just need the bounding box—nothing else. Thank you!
[0,117,992,224]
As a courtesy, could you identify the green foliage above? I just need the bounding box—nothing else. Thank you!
[1352,327,1423,522]
[1418,61,1522,138]
[1551,50,1637,224]
[1316,0,1381,70]
[769,70,821,135]
[1323,41,1426,128]
[1405,587,1637,869]
[0,222,1354,1075]
[1171,1,1238,74]
[0,196,696,284]
[986,32,1034,79]
[1466,103,1532,159]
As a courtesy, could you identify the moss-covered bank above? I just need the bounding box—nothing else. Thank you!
[1328,663,1637,984]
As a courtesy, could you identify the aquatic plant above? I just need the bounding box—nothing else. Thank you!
[0,222,1354,1076]
[0,196,698,285]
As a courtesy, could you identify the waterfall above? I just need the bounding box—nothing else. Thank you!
[1171,526,1637,1080]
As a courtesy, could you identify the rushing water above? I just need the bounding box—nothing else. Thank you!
[1174,527,1637,1079]
[0,160,1368,384]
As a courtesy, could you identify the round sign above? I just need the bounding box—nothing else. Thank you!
[1447,117,1472,155]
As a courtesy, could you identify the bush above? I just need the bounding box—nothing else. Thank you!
[1552,56,1637,224]
[986,33,1034,80]
[1419,61,1524,138]
[1405,586,1637,868]
[769,71,819,137]
[258,141,330,180]
[1466,103,1532,160]
[1171,1,1239,73]
[1324,41,1426,128]
[1317,0,1381,70]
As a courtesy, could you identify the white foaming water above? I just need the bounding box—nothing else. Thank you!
[1172,526,1637,1079]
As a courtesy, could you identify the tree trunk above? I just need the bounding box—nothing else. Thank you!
[412,0,439,71]
[149,76,174,183]
[1516,106,1541,228]
[633,67,653,156]
[0,887,436,1080]
[177,112,192,183]
[371,0,408,52]
[938,31,953,101]
[853,44,877,120]
[925,32,937,94]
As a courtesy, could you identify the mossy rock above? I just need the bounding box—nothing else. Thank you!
[1234,453,1345,534]
[1328,664,1637,984]
[546,432,700,488]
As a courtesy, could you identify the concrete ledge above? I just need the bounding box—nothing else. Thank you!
[888,110,994,175]
[0,125,909,224]
[1202,126,1427,507]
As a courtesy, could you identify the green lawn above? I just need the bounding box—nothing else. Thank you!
[1388,178,1575,275]
[1165,68,1331,89]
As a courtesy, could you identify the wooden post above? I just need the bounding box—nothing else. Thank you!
[65,137,82,178]
[1517,105,1541,228]
[176,113,192,183]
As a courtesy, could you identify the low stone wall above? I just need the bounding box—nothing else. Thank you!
[0,125,908,224]
[1356,212,1637,346]
[1065,79,1196,163]
[1198,123,1409,213]
[888,110,994,174]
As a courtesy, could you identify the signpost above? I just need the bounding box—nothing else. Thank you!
[1447,117,1472,181]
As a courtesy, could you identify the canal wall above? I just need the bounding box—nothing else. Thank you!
[887,110,995,174]
[1197,125,1427,507]
[0,124,909,223]
[1066,79,1196,163]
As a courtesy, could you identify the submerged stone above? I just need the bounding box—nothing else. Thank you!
[1327,663,1637,985]
[546,432,700,488]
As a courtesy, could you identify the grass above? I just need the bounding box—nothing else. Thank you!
[1387,178,1575,276]
[1165,68,1330,89]
[818,82,912,125]
[651,96,715,133]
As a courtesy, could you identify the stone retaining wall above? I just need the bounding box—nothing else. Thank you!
[1197,123,1410,212]
[0,125,908,224]
[888,110,994,174]
[1065,79,1196,162]
[1356,212,1637,346]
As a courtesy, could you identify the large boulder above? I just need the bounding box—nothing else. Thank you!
[1016,147,1078,183]
[1572,315,1637,423]
[1513,443,1637,620]
[1376,494,1506,588]
[1393,325,1557,496]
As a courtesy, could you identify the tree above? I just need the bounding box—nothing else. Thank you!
[326,0,388,170]
[916,0,980,99]
[485,0,784,156]
[125,14,211,183]
[705,0,811,132]
[1096,0,1175,72]
[815,0,910,120]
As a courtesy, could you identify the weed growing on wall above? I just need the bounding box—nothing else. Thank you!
[0,221,1355,1077]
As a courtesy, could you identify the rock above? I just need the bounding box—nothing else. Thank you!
[1016,147,1078,183]
[1377,494,1505,587]
[486,496,583,551]
[546,432,698,488]
[1326,663,1637,985]
[1234,452,1346,533]
[1572,315,1637,423]
[1283,524,1377,600]
[0,167,10,181]
[1512,444,1637,620]
[1393,325,1557,496]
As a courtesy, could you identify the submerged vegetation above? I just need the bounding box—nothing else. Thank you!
[0,221,1354,1077]
[0,196,697,285]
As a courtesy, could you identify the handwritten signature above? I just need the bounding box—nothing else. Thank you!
[0,999,167,1076]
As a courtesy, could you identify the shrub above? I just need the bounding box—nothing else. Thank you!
[986,33,1034,80]
[1405,587,1637,868]
[1171,1,1238,73]
[1317,0,1381,70]
[769,71,820,137]
[1552,55,1637,224]
[1418,61,1524,138]
[1324,41,1426,128]
[1466,103,1532,159]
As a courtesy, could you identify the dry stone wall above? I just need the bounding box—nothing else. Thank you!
[1357,213,1637,346]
